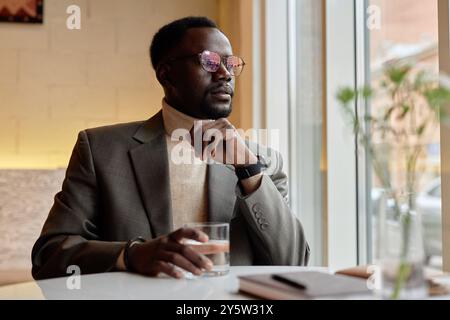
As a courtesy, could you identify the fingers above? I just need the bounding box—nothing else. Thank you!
[200,118,231,130]
[154,261,183,279]
[189,119,234,144]
[202,131,224,161]
[169,227,209,243]
[165,228,214,275]
[165,241,213,271]
[188,119,239,164]
[159,251,204,276]
[189,120,217,142]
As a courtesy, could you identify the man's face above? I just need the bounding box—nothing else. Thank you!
[163,28,235,120]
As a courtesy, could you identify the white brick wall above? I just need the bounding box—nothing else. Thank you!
[0,50,18,85]
[49,86,117,119]
[0,0,219,168]
[0,120,17,154]
[118,84,163,122]
[0,85,49,118]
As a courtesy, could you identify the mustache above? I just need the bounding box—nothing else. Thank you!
[208,83,234,97]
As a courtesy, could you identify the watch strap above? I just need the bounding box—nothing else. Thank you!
[124,236,146,272]
[235,160,263,180]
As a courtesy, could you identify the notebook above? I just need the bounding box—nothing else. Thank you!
[238,271,371,300]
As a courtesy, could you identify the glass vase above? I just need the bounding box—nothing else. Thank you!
[375,193,428,299]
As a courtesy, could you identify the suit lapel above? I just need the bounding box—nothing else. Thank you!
[129,111,173,237]
[208,163,238,223]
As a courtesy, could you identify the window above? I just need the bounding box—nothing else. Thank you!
[429,184,441,199]
[288,0,325,266]
[261,0,326,266]
[261,0,446,270]
[366,0,442,269]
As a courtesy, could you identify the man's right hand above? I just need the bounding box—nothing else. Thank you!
[127,228,214,278]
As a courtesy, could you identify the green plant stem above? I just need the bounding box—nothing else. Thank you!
[391,213,412,299]
[390,146,421,299]
[392,261,412,299]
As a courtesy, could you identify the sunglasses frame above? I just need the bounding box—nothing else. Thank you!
[161,50,246,77]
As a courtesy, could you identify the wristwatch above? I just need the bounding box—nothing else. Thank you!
[235,156,265,180]
[124,236,146,272]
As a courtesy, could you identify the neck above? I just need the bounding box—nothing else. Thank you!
[163,97,207,119]
[162,99,201,137]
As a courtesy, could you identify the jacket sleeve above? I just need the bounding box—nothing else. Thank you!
[31,131,125,280]
[236,149,310,266]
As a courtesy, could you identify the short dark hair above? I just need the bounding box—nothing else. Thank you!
[149,16,219,70]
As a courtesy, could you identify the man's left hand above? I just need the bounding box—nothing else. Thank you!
[188,118,258,167]
[188,119,263,195]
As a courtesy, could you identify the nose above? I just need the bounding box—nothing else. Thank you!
[213,61,232,82]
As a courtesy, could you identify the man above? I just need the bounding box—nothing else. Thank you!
[31,16,309,280]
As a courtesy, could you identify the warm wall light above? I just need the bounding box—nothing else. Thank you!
[0,154,70,169]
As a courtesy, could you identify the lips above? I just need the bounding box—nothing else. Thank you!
[209,85,234,97]
[209,86,233,102]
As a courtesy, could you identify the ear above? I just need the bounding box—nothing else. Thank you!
[156,64,174,89]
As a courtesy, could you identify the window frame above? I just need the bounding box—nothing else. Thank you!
[261,0,450,270]
[324,0,360,269]
[438,0,450,272]
[261,0,372,269]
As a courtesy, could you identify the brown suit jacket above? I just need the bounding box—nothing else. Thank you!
[31,111,310,279]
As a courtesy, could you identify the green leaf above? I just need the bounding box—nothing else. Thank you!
[424,86,450,110]
[336,87,356,104]
[397,104,410,120]
[360,86,373,99]
[385,64,411,85]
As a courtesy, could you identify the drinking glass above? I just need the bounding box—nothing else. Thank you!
[183,222,230,278]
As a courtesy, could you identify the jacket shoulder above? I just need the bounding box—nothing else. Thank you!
[84,120,146,140]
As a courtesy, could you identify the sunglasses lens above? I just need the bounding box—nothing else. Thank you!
[201,51,221,73]
[200,51,245,76]
[226,56,244,76]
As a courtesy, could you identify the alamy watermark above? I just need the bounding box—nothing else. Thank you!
[169,124,280,166]
[366,265,381,291]
[66,265,81,290]
[367,4,381,30]
[66,5,81,30]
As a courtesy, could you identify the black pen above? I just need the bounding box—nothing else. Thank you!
[271,274,307,290]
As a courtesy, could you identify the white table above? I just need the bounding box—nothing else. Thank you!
[0,266,326,300]
[2,266,449,300]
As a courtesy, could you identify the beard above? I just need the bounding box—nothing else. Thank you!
[199,93,233,119]
[200,102,233,119]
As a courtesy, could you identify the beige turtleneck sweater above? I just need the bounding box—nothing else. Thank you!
[161,100,208,231]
